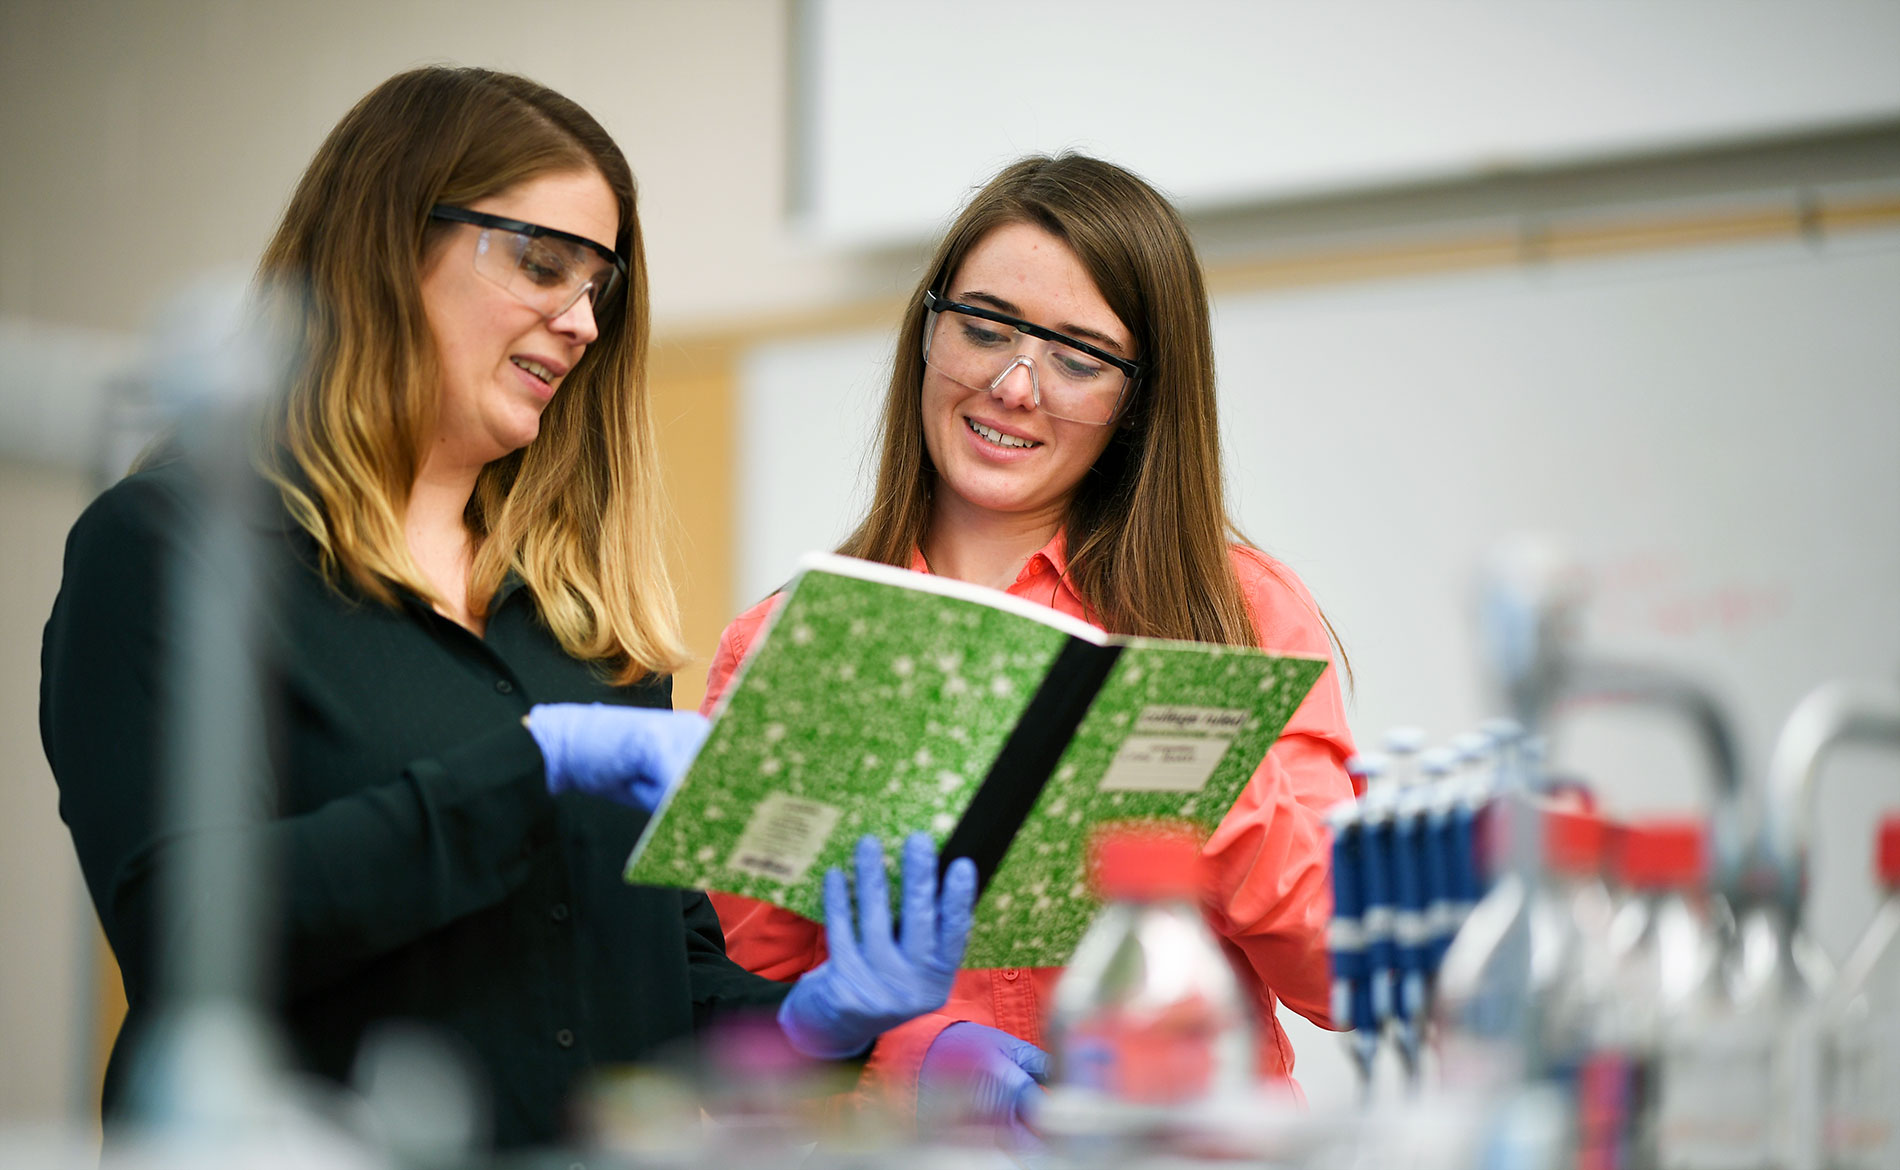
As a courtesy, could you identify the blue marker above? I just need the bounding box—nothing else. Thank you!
[1326,797,1372,1091]
[1473,720,1523,894]
[1390,779,1430,1077]
[1381,727,1430,1039]
[1420,745,1463,973]
[1451,789,1485,915]
[1354,756,1397,1037]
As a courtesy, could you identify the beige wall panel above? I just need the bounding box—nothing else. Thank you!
[0,460,93,1121]
[0,0,908,339]
[649,341,739,715]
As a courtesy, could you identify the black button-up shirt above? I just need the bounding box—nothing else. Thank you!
[41,458,788,1148]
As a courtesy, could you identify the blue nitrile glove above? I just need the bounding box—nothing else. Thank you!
[778,833,978,1059]
[919,1022,1049,1137]
[525,702,709,812]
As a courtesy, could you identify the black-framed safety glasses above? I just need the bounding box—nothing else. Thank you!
[921,289,1144,425]
[430,205,628,322]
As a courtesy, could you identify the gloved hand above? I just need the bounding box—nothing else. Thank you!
[778,833,978,1059]
[525,702,709,812]
[919,1022,1049,1138]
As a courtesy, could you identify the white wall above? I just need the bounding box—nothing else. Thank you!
[798,0,1900,246]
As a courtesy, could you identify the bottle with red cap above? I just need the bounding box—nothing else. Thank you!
[1660,847,1832,1170]
[1580,818,1716,1170]
[1820,814,1900,1170]
[1435,804,1614,1093]
[1045,823,1255,1116]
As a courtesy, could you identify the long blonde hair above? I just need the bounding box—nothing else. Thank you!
[254,66,682,681]
[842,154,1284,651]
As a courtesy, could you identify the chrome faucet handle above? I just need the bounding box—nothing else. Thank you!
[1763,679,1900,923]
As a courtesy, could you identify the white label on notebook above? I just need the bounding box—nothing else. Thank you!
[727,793,843,883]
[1131,706,1250,736]
[1097,706,1248,792]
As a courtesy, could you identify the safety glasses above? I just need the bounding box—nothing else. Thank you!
[921,289,1144,425]
[429,205,628,322]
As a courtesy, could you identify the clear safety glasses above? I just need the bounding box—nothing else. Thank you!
[429,205,628,322]
[921,289,1143,426]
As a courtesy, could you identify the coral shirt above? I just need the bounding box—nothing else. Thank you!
[705,535,1355,1107]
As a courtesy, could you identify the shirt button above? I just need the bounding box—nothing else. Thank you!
[495,679,515,695]
[549,902,570,923]
[555,1028,575,1048]
[1002,968,1020,981]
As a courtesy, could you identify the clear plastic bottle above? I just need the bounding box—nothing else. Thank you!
[1659,893,1832,1170]
[1435,804,1613,1094]
[1821,814,1900,1170]
[1046,825,1255,1114]
[1581,818,1716,1170]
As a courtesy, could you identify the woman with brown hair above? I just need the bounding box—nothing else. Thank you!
[706,153,1357,1130]
[41,65,975,1150]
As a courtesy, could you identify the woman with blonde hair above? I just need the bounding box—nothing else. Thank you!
[706,153,1357,1130]
[42,66,975,1150]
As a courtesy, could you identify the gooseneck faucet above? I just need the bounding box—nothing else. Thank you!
[1762,680,1900,925]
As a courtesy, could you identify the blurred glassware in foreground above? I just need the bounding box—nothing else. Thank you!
[1820,815,1900,1170]
[1436,806,1614,1096]
[1586,818,1717,1170]
[1042,823,1263,1155]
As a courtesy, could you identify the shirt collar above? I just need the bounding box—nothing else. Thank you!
[910,528,1071,587]
[1028,528,1071,582]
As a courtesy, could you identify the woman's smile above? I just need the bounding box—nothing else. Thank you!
[963,414,1043,451]
[507,352,569,401]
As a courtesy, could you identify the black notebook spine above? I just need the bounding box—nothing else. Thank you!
[938,636,1124,895]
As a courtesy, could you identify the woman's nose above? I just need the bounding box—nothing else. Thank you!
[986,355,1040,411]
[548,292,601,345]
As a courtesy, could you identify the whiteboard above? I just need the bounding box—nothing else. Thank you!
[737,226,1900,1101]
[795,0,1900,246]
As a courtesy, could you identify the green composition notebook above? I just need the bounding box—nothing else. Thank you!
[625,552,1328,968]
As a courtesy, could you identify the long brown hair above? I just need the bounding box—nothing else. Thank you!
[841,153,1342,664]
[254,66,682,681]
